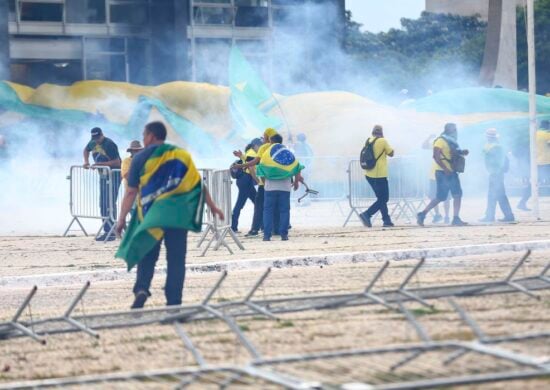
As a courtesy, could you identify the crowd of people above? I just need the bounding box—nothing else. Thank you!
[76,119,549,309]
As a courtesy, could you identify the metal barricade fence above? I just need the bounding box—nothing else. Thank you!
[197,169,244,256]
[344,157,428,227]
[63,166,120,241]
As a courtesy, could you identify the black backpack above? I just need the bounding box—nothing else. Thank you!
[360,138,381,170]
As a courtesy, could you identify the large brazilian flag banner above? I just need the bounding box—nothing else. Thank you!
[256,143,304,180]
[116,144,204,270]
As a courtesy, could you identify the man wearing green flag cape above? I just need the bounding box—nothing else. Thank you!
[115,121,224,309]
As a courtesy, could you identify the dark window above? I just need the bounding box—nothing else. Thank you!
[193,6,233,25]
[20,2,63,22]
[110,1,148,25]
[66,0,106,24]
[235,6,268,27]
[8,0,15,22]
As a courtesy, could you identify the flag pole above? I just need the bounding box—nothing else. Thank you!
[526,0,539,220]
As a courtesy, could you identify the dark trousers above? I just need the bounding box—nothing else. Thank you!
[263,190,290,239]
[99,170,121,233]
[485,174,513,220]
[362,177,391,223]
[251,186,265,232]
[231,174,256,231]
[133,229,188,306]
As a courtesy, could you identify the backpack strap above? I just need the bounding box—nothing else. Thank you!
[368,137,385,163]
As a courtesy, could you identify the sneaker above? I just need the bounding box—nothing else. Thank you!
[281,235,289,241]
[96,233,116,242]
[498,216,515,223]
[359,213,372,228]
[263,237,271,241]
[416,212,426,227]
[432,214,443,224]
[383,221,395,227]
[245,230,259,237]
[451,217,468,226]
[478,217,494,223]
[231,228,239,233]
[131,291,148,309]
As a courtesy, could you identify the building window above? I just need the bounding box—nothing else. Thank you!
[110,0,148,25]
[66,0,106,24]
[235,0,268,27]
[8,1,16,22]
[193,6,233,25]
[19,1,63,22]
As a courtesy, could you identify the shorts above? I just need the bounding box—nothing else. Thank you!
[429,179,449,201]
[435,171,462,201]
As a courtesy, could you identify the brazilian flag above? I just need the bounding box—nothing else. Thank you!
[256,144,304,180]
[116,144,204,270]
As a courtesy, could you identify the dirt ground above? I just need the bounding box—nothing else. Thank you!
[0,212,549,388]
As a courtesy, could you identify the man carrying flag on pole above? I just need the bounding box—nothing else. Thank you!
[115,121,224,309]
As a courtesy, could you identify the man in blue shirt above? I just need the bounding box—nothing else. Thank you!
[83,127,121,241]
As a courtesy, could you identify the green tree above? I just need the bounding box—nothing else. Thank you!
[517,0,550,94]
[344,11,488,99]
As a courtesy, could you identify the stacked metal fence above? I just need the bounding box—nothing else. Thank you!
[0,251,548,389]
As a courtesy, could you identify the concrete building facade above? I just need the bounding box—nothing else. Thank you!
[0,0,345,88]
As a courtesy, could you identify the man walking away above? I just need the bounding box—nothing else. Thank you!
[479,128,514,223]
[231,138,262,232]
[256,134,304,241]
[422,134,450,223]
[83,127,121,241]
[417,123,469,227]
[115,121,224,309]
[359,125,395,228]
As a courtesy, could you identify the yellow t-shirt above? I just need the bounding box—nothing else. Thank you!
[432,137,452,173]
[121,156,132,187]
[242,148,257,174]
[364,137,394,178]
[536,130,550,165]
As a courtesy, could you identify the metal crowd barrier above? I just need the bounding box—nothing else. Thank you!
[63,166,120,242]
[344,157,428,227]
[197,169,244,256]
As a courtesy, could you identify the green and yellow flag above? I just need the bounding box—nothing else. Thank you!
[116,144,204,270]
[256,143,304,180]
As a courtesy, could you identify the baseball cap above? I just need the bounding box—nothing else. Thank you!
[90,127,103,139]
[264,128,278,138]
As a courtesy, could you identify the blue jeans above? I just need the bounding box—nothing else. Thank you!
[133,229,188,306]
[263,190,290,239]
[231,174,256,231]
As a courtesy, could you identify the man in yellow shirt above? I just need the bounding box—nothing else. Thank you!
[121,140,143,188]
[359,125,395,228]
[417,123,469,226]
